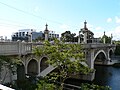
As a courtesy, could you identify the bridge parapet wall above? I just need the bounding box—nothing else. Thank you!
[82,43,116,49]
[83,44,116,69]
[0,41,32,55]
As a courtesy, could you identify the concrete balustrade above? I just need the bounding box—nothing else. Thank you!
[81,43,116,49]
[0,41,115,56]
[0,41,32,55]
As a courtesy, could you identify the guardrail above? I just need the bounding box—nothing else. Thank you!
[0,41,116,55]
[0,41,32,55]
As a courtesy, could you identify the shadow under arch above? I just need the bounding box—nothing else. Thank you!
[109,49,113,59]
[27,59,38,75]
[94,50,107,65]
[40,57,49,72]
[17,63,25,81]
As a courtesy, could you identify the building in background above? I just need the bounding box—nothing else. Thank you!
[0,36,10,42]
[49,31,59,39]
[11,24,59,42]
[12,29,33,42]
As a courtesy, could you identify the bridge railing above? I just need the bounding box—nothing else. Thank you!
[0,41,116,55]
[61,42,116,49]
[81,43,116,49]
[0,41,32,55]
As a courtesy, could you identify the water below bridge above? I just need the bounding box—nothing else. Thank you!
[65,62,120,90]
[94,65,120,90]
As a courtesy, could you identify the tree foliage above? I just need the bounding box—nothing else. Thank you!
[34,39,91,89]
[61,31,77,42]
[33,39,112,90]
[114,44,120,55]
[81,83,111,90]
[0,55,21,84]
[101,35,111,44]
[36,80,56,90]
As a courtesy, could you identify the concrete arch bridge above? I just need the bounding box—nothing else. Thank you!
[16,44,115,80]
[0,41,116,82]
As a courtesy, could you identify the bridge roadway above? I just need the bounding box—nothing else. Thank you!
[0,41,116,82]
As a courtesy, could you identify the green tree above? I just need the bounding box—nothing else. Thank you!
[61,31,77,42]
[101,35,111,44]
[113,41,120,55]
[34,39,91,89]
[81,83,111,90]
[36,80,56,90]
[0,55,21,84]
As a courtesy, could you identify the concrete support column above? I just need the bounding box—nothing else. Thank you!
[107,49,111,61]
[111,34,113,44]
[84,32,87,43]
[45,34,48,41]
[103,31,106,44]
[25,59,28,74]
[78,35,80,44]
[90,50,95,69]
[21,55,27,74]
[103,37,106,44]
[38,59,40,75]
[78,31,81,44]
[78,37,80,44]
[86,49,94,69]
[44,24,49,41]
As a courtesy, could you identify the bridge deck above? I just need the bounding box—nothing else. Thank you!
[0,41,115,55]
[0,41,32,55]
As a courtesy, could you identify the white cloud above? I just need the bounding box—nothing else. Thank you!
[34,6,39,12]
[107,18,112,23]
[0,26,18,39]
[115,16,120,23]
[60,24,69,31]
[95,27,103,30]
[58,24,70,36]
[94,32,103,38]
[103,26,120,40]
[94,30,113,39]
[87,24,93,30]
[113,26,120,40]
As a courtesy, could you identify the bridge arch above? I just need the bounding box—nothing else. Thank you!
[27,59,38,75]
[94,50,107,64]
[17,62,25,80]
[40,56,49,72]
[108,48,114,59]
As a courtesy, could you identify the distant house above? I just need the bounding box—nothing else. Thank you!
[11,24,59,42]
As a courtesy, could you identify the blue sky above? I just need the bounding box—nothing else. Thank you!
[0,0,120,40]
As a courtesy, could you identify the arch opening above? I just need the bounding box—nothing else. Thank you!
[40,57,49,72]
[27,59,38,75]
[109,50,113,59]
[94,52,106,65]
[17,64,25,80]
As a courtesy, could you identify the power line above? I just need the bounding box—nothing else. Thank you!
[0,18,38,28]
[0,22,27,28]
[0,1,81,29]
[0,1,63,25]
[0,1,82,35]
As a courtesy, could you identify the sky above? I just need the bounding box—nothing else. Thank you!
[0,0,120,40]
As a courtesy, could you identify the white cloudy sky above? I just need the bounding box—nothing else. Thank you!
[0,0,120,40]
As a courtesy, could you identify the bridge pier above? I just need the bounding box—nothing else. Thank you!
[86,49,94,69]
